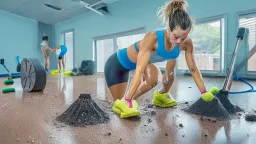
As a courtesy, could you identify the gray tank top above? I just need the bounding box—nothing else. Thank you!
[40,41,47,49]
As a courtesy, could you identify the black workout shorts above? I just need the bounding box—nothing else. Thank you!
[104,52,130,87]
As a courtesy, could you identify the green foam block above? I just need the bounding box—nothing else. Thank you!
[2,87,15,93]
[4,79,14,85]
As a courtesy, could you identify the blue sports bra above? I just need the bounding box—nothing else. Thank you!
[134,29,180,63]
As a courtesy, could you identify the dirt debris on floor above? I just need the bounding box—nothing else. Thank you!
[245,114,256,122]
[56,94,110,126]
[184,97,231,120]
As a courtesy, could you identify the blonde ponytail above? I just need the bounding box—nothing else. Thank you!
[157,0,192,31]
[157,0,188,25]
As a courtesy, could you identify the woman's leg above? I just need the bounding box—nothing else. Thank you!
[45,56,49,70]
[105,51,140,118]
[104,53,129,100]
[62,55,66,71]
[42,48,49,70]
[108,82,128,100]
[132,63,159,99]
[153,60,177,107]
[58,59,62,72]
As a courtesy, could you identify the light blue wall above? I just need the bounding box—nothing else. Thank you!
[55,0,256,76]
[0,10,37,74]
[55,0,166,67]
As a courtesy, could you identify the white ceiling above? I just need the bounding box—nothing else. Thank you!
[0,0,119,24]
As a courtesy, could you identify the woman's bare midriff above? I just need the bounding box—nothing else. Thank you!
[126,41,142,64]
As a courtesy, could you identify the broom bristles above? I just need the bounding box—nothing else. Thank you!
[216,90,243,114]
[79,93,91,99]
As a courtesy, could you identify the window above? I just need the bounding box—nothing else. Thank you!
[96,39,114,73]
[93,28,146,73]
[61,30,74,71]
[239,13,256,72]
[178,18,224,72]
[117,34,145,49]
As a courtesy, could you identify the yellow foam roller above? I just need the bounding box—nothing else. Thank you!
[64,71,72,76]
[51,69,59,75]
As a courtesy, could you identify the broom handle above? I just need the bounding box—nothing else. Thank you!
[223,38,241,91]
[223,27,246,91]
[2,64,9,72]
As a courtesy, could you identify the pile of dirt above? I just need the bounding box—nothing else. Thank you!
[56,94,110,126]
[215,90,243,114]
[184,89,245,120]
[184,97,231,120]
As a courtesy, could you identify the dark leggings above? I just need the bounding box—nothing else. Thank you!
[104,52,130,87]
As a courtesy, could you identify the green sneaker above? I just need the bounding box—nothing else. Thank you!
[120,99,140,118]
[112,98,140,118]
[153,90,178,107]
[112,99,139,115]
[112,99,122,115]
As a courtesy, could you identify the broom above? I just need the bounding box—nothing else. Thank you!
[56,93,110,127]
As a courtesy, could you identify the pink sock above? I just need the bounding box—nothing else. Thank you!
[200,90,207,94]
[125,97,133,108]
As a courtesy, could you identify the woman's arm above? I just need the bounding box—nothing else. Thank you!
[45,45,52,51]
[48,45,61,53]
[184,38,206,93]
[125,32,156,99]
[51,45,61,51]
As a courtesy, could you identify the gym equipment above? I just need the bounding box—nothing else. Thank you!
[20,58,46,92]
[0,73,20,78]
[4,79,14,85]
[16,56,21,72]
[51,69,59,75]
[71,60,95,76]
[0,59,12,78]
[64,71,72,76]
[51,69,72,76]
[80,60,94,75]
[2,87,15,93]
[56,94,109,126]
[185,27,247,119]
[0,59,14,85]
